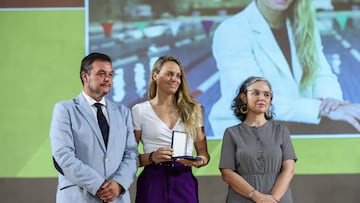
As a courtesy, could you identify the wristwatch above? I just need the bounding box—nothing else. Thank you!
[249,189,256,199]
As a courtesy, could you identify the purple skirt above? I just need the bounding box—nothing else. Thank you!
[135,161,199,203]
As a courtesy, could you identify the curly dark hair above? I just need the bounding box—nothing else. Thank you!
[232,76,275,121]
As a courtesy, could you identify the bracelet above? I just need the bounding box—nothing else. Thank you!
[196,157,205,168]
[148,151,155,165]
[249,189,256,200]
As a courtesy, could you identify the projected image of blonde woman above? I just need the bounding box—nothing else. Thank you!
[209,0,360,137]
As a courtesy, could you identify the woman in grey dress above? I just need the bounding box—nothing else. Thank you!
[219,76,297,203]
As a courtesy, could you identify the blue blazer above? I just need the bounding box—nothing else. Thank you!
[50,93,138,203]
[209,1,343,137]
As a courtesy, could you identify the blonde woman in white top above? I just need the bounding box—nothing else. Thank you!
[132,55,210,203]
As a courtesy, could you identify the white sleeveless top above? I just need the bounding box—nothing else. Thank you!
[132,101,199,155]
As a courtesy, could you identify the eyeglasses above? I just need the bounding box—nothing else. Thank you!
[247,89,272,99]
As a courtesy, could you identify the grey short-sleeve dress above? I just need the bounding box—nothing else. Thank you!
[219,120,297,203]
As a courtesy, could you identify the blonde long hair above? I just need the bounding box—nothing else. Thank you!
[148,56,202,139]
[288,0,319,91]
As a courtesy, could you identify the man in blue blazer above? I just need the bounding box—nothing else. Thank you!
[50,52,138,203]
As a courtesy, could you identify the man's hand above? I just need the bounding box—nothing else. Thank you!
[96,180,123,202]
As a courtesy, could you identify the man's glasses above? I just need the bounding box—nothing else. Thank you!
[247,89,272,99]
